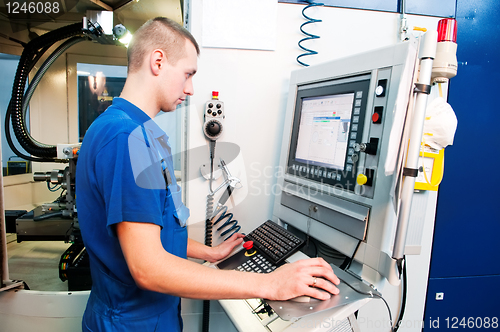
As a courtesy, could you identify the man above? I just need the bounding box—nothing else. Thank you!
[76,17,339,331]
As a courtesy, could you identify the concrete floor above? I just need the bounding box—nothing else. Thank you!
[6,235,71,291]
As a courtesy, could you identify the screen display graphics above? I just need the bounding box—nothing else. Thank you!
[287,78,371,190]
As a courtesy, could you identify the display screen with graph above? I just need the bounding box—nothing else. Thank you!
[287,77,371,191]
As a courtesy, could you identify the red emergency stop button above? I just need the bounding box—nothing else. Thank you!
[243,241,253,250]
[243,241,256,257]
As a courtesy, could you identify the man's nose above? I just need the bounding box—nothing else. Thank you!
[184,79,194,96]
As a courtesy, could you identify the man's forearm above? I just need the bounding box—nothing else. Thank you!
[187,238,215,262]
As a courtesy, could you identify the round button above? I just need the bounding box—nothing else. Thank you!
[357,174,368,186]
[217,110,222,115]
[372,112,380,123]
[375,85,384,96]
[208,103,213,108]
[207,110,212,114]
[243,241,254,250]
[216,103,222,109]
[206,121,221,136]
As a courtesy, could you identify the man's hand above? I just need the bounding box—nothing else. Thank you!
[263,257,340,301]
[187,234,244,263]
[207,233,245,263]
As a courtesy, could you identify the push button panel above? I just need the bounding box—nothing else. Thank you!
[356,68,391,198]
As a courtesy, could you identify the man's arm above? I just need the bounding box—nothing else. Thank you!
[187,235,245,263]
[117,221,340,301]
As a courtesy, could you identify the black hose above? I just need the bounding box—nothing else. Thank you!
[394,256,407,331]
[21,36,87,145]
[202,140,218,332]
[33,211,64,221]
[7,22,84,159]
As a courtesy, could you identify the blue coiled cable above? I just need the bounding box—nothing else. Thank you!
[297,0,323,67]
[212,205,241,241]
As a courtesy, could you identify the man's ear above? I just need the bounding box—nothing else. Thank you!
[150,49,166,76]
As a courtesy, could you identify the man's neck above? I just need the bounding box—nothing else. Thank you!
[119,75,160,119]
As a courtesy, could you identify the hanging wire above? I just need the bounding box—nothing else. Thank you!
[297,0,323,67]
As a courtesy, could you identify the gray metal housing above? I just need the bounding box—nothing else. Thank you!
[272,39,419,285]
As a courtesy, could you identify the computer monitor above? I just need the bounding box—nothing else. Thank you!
[273,40,419,285]
[287,76,371,192]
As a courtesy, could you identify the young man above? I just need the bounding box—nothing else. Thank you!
[76,17,339,331]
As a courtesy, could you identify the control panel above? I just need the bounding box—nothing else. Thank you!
[354,68,392,199]
[203,91,225,141]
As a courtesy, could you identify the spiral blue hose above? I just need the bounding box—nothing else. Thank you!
[297,0,323,67]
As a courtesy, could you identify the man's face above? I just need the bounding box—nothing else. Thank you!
[160,40,198,112]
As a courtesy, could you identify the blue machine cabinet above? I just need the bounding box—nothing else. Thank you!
[423,0,500,329]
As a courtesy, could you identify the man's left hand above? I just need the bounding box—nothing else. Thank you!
[208,233,245,262]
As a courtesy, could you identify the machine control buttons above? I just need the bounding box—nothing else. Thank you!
[216,103,222,109]
[357,174,368,185]
[357,169,375,186]
[243,241,257,257]
[372,106,383,124]
[376,79,388,97]
[208,103,213,108]
[353,137,379,155]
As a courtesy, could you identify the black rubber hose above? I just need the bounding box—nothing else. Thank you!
[21,36,88,146]
[8,22,84,159]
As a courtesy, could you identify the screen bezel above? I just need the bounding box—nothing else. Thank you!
[286,77,371,192]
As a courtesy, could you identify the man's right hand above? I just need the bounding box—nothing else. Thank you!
[263,257,340,301]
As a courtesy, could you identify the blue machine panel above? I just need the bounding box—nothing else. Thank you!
[424,0,500,328]
[405,0,455,18]
[279,0,455,17]
[428,0,500,279]
[423,275,500,330]
[279,0,397,12]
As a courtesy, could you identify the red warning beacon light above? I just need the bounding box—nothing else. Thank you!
[437,18,457,43]
[431,18,458,84]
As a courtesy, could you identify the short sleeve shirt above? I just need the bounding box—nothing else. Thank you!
[76,98,189,331]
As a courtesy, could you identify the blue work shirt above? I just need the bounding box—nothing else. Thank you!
[76,98,189,331]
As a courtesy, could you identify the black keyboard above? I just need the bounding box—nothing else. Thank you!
[235,253,278,274]
[244,220,304,265]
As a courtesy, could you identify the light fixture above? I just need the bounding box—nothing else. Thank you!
[113,24,133,47]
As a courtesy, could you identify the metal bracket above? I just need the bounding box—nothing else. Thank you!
[403,167,419,177]
[414,83,431,94]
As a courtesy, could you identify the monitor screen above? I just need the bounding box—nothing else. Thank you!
[295,93,355,170]
[287,77,371,191]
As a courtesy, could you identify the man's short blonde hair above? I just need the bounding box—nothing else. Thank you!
[127,17,200,73]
